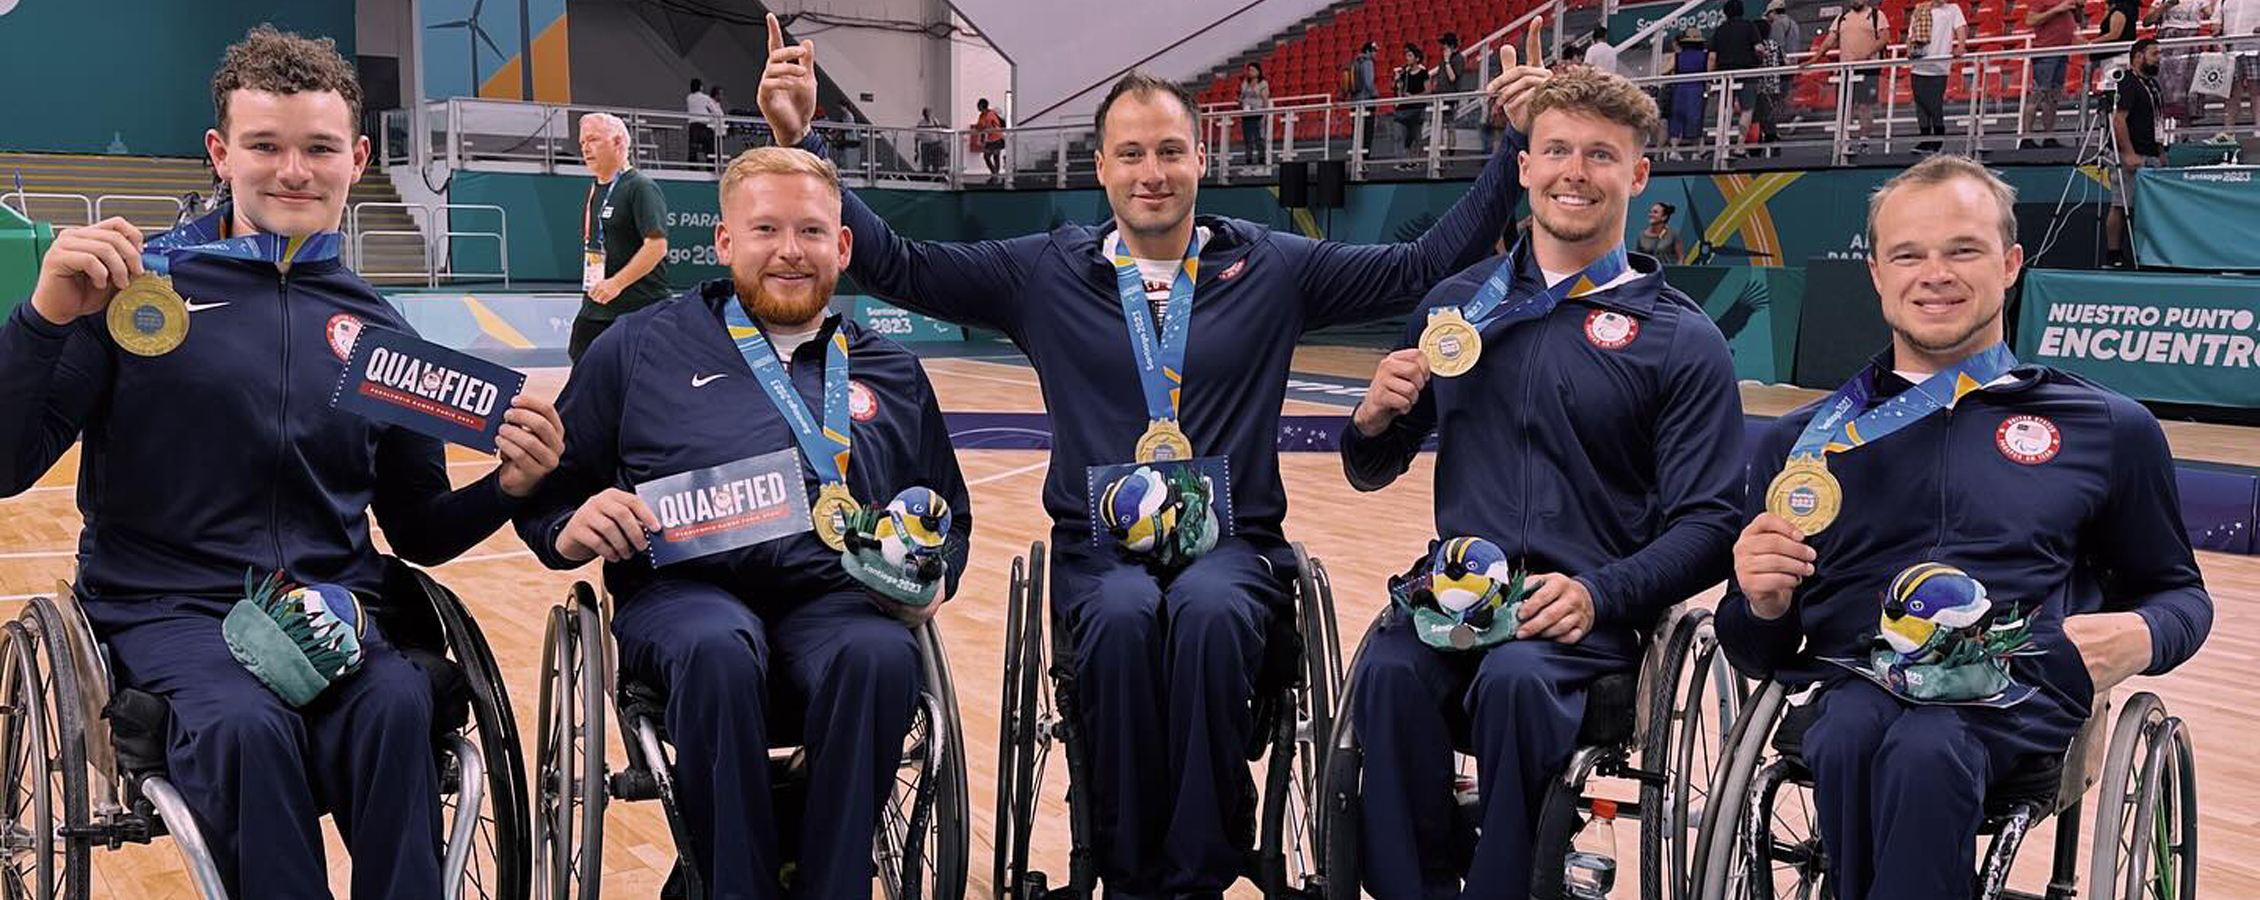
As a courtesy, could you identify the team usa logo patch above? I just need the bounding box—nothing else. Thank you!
[1995,415,2062,465]
[849,379,879,422]
[327,314,363,361]
[1218,258,1247,281]
[1583,309,1639,349]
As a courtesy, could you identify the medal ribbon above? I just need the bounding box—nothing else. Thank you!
[1112,230,1201,427]
[141,228,343,277]
[1786,342,2019,462]
[724,301,852,488]
[1434,241,1631,335]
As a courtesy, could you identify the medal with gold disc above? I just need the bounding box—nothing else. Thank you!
[107,273,189,357]
[1427,242,1631,379]
[1765,455,1842,535]
[810,482,861,552]
[1112,230,1205,464]
[1771,343,2023,538]
[1420,308,1481,377]
[724,303,861,551]
[1135,419,1194,463]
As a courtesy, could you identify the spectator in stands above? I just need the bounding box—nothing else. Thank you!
[1710,0,1768,152]
[688,77,725,165]
[1808,0,1892,151]
[1239,62,1271,166]
[1762,1,1802,145]
[2021,0,2085,147]
[1352,41,1381,152]
[571,112,671,363]
[971,98,1005,183]
[918,107,946,173]
[1435,32,1470,152]
[2109,38,2165,267]
[2218,0,2260,133]
[2094,0,2140,85]
[1670,29,1711,155]
[1638,201,1685,260]
[1585,24,1622,76]
[1394,42,1432,155]
[2149,0,2206,118]
[1906,0,1970,152]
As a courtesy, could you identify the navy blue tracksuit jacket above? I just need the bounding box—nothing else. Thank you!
[1717,358,2213,900]
[0,205,518,898]
[513,282,971,900]
[1340,246,1744,899]
[804,129,1523,895]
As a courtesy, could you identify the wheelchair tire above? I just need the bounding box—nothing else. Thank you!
[1315,618,1383,900]
[0,618,87,900]
[1690,680,1789,900]
[1640,608,1740,900]
[994,544,1049,900]
[534,595,609,900]
[2091,692,2196,900]
[23,598,91,900]
[415,574,532,900]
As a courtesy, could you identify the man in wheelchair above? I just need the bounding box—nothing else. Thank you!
[0,26,566,899]
[1339,67,1745,899]
[511,145,971,899]
[1721,154,2214,900]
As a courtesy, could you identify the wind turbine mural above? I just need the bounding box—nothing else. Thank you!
[429,0,523,99]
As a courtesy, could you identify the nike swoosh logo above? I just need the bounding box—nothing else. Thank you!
[691,374,728,387]
[182,300,230,312]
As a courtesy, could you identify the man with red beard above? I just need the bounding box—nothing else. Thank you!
[512,145,972,899]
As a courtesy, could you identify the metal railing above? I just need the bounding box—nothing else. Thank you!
[348,201,510,287]
[400,32,2253,189]
[1,192,92,227]
[93,194,186,227]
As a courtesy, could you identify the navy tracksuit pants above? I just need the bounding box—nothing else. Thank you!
[1048,534,1291,899]
[1350,613,1635,900]
[611,579,921,900]
[88,596,444,899]
[1804,677,2068,900]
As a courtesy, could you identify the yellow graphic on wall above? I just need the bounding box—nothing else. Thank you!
[1697,171,1802,266]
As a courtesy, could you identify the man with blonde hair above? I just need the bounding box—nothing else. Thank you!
[1722,154,2211,899]
[1340,67,1743,898]
[514,145,973,897]
[570,111,670,362]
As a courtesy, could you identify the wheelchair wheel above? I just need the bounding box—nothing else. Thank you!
[20,598,92,900]
[878,623,969,900]
[533,593,608,900]
[1315,619,1383,900]
[1640,608,1742,900]
[1270,546,1338,897]
[2089,692,2198,900]
[993,543,1057,900]
[0,617,88,900]
[411,572,532,900]
[1690,680,1791,900]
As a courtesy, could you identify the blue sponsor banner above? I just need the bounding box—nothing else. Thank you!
[330,327,525,452]
[636,449,813,566]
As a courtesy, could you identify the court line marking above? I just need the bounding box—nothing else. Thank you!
[967,460,1048,486]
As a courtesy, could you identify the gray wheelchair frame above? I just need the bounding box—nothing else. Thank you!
[1313,601,1746,900]
[0,560,529,900]
[1689,678,2198,900]
[531,580,970,900]
[991,540,1346,900]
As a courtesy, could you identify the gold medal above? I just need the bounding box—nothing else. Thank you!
[1765,456,1843,535]
[107,273,189,357]
[811,483,861,551]
[1419,308,1482,378]
[1134,419,1194,463]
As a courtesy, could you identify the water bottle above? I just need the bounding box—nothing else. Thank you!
[1562,797,1619,899]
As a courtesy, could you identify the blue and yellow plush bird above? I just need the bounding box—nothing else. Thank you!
[1394,536,1530,651]
[1097,464,1218,568]
[842,486,956,607]
[1832,562,2040,705]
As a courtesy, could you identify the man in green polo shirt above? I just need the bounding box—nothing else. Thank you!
[571,112,670,362]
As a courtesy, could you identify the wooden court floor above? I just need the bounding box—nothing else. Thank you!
[0,353,2251,899]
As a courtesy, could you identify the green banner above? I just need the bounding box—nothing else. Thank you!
[2017,269,2260,408]
[1607,0,1730,44]
[2132,167,2260,271]
[1661,265,1806,383]
[853,297,963,342]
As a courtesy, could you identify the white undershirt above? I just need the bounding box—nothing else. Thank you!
[1107,227,1214,326]
[1540,265,1644,293]
[769,325,821,364]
